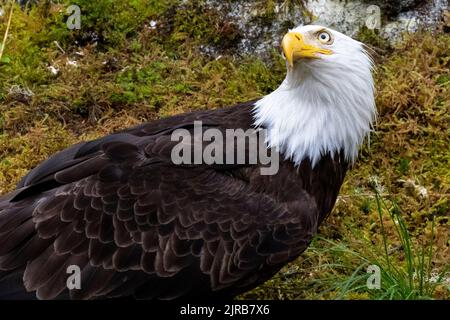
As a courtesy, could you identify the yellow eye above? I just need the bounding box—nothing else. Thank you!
[318,31,332,44]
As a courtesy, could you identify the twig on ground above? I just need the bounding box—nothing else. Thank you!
[0,1,14,62]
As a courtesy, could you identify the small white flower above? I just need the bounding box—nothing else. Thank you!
[66,59,78,67]
[417,186,428,199]
[48,65,59,75]
[8,85,34,97]
[149,20,157,29]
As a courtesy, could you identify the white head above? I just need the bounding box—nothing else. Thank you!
[253,25,376,167]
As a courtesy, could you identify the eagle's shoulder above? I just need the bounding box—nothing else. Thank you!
[16,99,258,190]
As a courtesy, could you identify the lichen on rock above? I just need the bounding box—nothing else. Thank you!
[198,0,448,59]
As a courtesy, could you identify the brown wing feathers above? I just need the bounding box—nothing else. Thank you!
[0,102,342,300]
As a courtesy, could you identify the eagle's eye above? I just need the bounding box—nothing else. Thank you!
[317,31,332,44]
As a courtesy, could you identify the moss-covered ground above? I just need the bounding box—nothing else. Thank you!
[0,0,448,299]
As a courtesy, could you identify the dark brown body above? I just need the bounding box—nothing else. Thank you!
[0,101,347,299]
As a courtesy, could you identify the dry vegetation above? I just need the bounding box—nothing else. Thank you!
[0,0,448,299]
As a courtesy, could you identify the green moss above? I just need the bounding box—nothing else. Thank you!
[356,26,390,50]
[169,1,241,51]
[0,120,75,192]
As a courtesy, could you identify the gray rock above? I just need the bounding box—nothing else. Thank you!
[14,0,448,59]
[200,0,448,59]
[203,0,306,58]
[362,0,427,16]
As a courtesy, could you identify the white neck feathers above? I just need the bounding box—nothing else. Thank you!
[253,51,376,167]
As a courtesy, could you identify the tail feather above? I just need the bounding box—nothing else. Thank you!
[0,191,39,300]
[0,270,37,300]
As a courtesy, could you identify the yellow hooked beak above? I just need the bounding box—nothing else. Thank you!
[281,32,333,68]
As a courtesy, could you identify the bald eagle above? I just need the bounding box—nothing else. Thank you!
[0,25,375,300]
